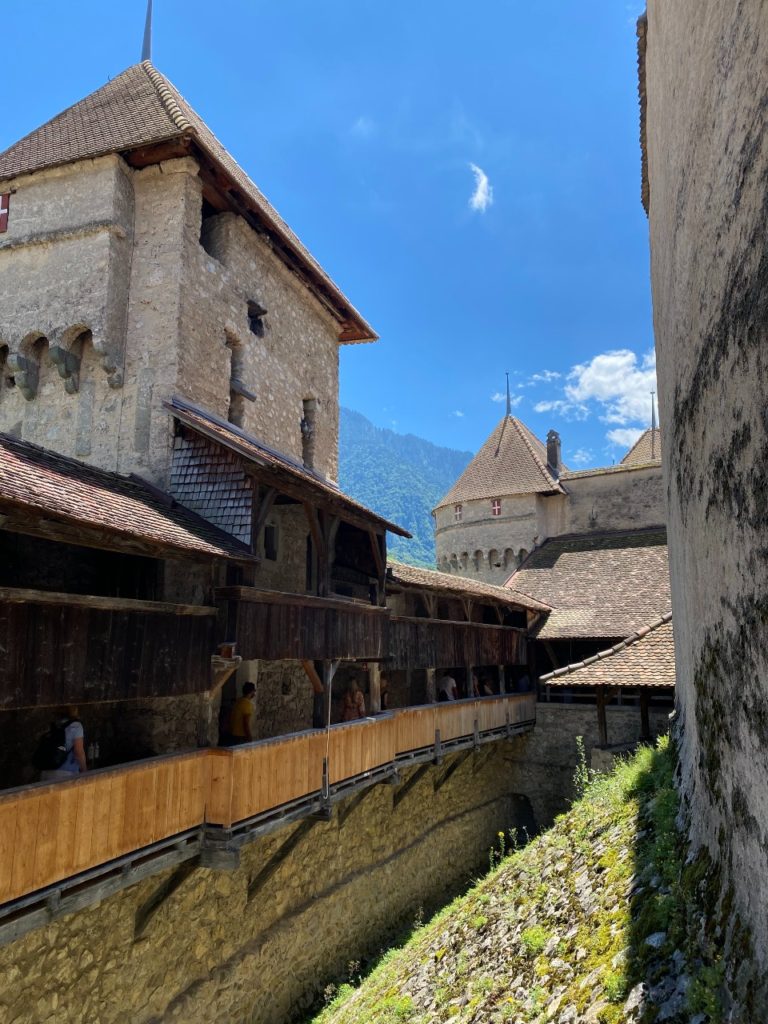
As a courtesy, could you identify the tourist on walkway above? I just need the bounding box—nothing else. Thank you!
[438,672,458,701]
[342,679,366,721]
[228,682,256,744]
[38,706,88,781]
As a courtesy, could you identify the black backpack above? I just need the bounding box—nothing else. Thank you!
[33,719,73,771]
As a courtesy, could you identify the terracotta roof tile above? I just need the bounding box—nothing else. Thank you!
[387,561,550,614]
[167,397,410,538]
[620,427,662,466]
[506,527,670,640]
[0,62,374,343]
[0,433,253,562]
[540,613,674,688]
[435,416,563,509]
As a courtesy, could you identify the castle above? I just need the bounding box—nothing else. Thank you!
[434,413,664,586]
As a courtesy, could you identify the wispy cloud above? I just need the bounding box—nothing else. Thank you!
[491,392,523,407]
[530,370,561,384]
[350,115,375,139]
[468,163,493,213]
[453,410,465,418]
[569,448,593,466]
[606,427,645,449]
[534,398,590,420]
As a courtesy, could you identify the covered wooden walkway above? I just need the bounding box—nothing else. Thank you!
[0,693,535,942]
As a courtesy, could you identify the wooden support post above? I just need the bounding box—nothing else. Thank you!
[405,668,413,705]
[425,667,437,704]
[596,687,608,748]
[467,664,475,699]
[639,690,651,741]
[498,664,506,694]
[369,662,382,714]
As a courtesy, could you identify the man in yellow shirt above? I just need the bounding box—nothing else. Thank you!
[228,682,256,744]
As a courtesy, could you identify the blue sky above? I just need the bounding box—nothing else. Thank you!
[3,1,652,467]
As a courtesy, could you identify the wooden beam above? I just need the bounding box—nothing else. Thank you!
[369,662,382,714]
[246,819,318,902]
[215,586,389,616]
[251,486,278,553]
[433,750,472,793]
[596,687,608,748]
[134,860,198,939]
[639,690,651,741]
[0,587,216,617]
[209,656,242,697]
[367,529,385,578]
[301,660,325,695]
[393,763,432,809]
[425,667,437,704]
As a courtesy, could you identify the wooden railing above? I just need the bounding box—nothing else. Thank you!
[216,586,389,661]
[0,751,209,905]
[0,694,536,906]
[386,616,525,671]
[0,589,217,709]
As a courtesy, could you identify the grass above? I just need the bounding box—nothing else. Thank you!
[312,737,724,1024]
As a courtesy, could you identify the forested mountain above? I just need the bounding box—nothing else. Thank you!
[339,408,472,567]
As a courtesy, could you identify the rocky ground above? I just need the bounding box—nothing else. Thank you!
[311,738,723,1024]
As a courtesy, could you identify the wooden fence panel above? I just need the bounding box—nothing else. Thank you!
[387,617,525,670]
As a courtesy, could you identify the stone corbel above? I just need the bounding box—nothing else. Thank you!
[90,328,123,389]
[49,345,81,394]
[6,351,38,401]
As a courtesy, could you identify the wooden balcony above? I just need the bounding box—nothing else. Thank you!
[0,694,536,916]
[216,586,389,661]
[0,588,217,708]
[387,616,525,671]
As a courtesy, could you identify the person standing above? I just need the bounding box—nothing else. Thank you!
[40,706,87,781]
[228,682,256,744]
[437,672,458,702]
[342,679,366,721]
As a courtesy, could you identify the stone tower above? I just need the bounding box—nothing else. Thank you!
[0,62,375,489]
[433,415,567,584]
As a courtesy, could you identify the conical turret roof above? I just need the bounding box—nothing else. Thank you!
[435,416,564,510]
[620,427,662,465]
[0,62,374,342]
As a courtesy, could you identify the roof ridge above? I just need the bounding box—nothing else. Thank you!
[510,416,559,490]
[140,61,192,133]
[540,609,673,681]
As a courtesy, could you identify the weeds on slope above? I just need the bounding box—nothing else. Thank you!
[312,737,724,1024]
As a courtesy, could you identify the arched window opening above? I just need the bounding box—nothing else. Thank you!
[488,548,500,569]
[503,548,515,569]
[460,552,468,570]
[264,522,278,561]
[473,550,483,571]
[247,300,267,338]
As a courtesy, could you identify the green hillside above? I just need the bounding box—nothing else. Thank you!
[313,739,723,1024]
[339,408,472,567]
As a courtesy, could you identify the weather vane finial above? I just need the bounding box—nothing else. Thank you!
[142,0,153,63]
[651,390,657,458]
[505,371,511,417]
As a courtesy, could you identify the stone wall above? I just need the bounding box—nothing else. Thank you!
[644,0,768,1011]
[505,702,670,825]
[563,465,665,535]
[0,742,534,1024]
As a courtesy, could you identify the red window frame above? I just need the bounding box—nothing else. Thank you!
[454,504,463,522]
[491,499,502,517]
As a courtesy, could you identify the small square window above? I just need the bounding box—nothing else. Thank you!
[454,504,463,522]
[491,499,502,517]
[264,523,278,561]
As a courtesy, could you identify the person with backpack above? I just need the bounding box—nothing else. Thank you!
[35,706,88,781]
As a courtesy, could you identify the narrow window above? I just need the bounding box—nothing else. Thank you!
[247,300,267,337]
[491,499,502,517]
[301,398,317,469]
[264,523,278,561]
[454,503,463,522]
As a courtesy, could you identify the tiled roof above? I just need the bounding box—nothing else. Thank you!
[540,613,674,689]
[0,433,254,562]
[435,416,563,509]
[167,396,410,538]
[620,427,662,466]
[506,528,670,640]
[0,62,374,344]
[387,561,550,614]
[560,461,662,481]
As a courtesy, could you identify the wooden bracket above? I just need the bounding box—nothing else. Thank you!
[134,860,198,940]
[393,763,433,809]
[247,819,318,902]
[209,655,242,697]
[434,750,473,793]
[301,660,325,695]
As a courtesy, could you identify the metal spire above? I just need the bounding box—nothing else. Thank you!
[142,0,153,62]
[506,371,511,417]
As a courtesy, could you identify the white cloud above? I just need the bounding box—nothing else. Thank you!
[606,427,645,449]
[491,392,522,407]
[565,349,657,425]
[569,448,593,466]
[350,115,375,138]
[529,370,561,385]
[468,163,493,212]
[453,410,465,417]
[534,398,590,420]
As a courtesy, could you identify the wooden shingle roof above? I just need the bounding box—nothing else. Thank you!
[0,433,254,563]
[506,528,670,640]
[0,62,375,343]
[435,416,563,509]
[540,613,674,688]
